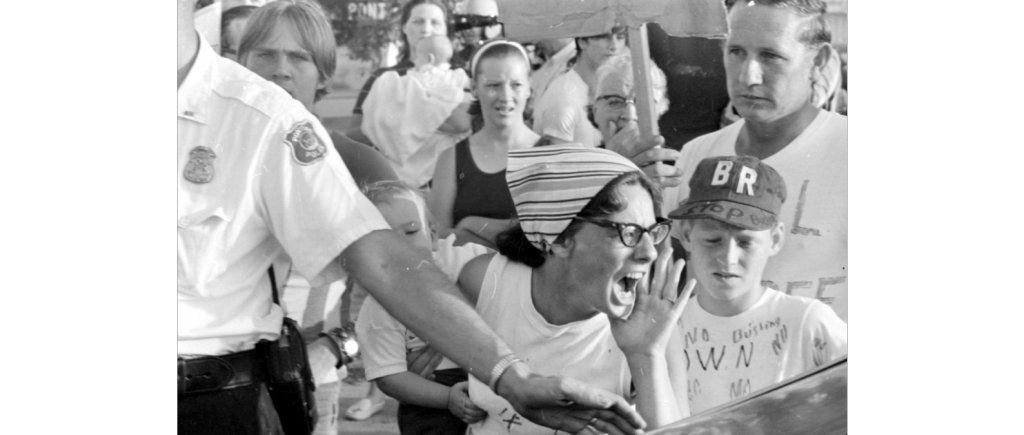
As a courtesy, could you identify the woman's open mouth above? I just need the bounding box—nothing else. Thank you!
[613,272,645,306]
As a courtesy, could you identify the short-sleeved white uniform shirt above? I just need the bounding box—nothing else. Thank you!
[177,36,389,357]
[530,69,602,147]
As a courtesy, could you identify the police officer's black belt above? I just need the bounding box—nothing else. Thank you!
[177,349,267,396]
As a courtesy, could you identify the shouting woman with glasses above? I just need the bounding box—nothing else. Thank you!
[455,145,694,434]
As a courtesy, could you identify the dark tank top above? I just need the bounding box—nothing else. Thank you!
[451,139,518,226]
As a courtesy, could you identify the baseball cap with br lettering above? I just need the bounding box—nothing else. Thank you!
[668,155,787,231]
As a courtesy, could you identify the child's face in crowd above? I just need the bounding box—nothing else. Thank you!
[377,194,435,256]
[413,37,453,68]
[681,218,783,310]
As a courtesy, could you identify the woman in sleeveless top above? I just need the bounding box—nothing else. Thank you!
[457,146,695,434]
[428,40,540,249]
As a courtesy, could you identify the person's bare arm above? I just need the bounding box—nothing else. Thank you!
[340,232,645,434]
[376,372,488,423]
[427,146,458,231]
[453,217,514,249]
[603,121,682,188]
[375,372,446,408]
[437,101,472,134]
[665,328,691,419]
[401,252,496,380]
[457,252,495,306]
[632,148,684,189]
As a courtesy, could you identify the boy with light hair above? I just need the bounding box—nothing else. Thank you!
[666,155,847,414]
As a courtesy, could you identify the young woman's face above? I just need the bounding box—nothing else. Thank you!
[403,3,447,57]
[563,183,658,320]
[473,55,531,128]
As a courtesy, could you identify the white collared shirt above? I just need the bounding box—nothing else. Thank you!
[177,36,389,356]
[529,43,575,108]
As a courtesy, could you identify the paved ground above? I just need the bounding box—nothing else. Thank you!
[329,367,401,435]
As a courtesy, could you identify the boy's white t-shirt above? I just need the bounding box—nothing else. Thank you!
[355,235,490,381]
[664,110,849,322]
[677,288,848,414]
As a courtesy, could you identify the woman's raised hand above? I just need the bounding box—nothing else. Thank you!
[610,245,696,357]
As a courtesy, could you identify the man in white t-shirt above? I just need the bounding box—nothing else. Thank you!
[528,38,574,112]
[530,26,626,147]
[662,0,848,322]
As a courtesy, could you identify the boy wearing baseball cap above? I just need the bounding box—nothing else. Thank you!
[666,156,847,415]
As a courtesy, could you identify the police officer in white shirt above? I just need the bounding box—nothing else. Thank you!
[176,1,647,434]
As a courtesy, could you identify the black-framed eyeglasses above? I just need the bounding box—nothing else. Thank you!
[597,95,636,112]
[574,216,672,247]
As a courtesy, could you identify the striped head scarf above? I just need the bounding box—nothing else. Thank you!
[507,144,640,251]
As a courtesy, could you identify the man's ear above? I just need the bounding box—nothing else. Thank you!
[812,42,833,71]
[679,220,693,249]
[576,37,589,52]
[768,222,786,255]
[317,76,331,91]
[428,53,436,65]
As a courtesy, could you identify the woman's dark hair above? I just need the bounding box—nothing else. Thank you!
[467,99,484,133]
[221,5,258,52]
[398,0,453,63]
[496,171,662,268]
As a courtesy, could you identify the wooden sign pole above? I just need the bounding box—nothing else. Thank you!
[627,22,659,142]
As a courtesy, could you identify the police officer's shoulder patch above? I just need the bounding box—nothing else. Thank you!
[283,120,327,166]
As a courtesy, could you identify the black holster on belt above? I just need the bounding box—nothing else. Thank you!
[259,265,318,435]
[257,316,317,435]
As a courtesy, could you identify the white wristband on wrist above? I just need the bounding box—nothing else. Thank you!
[488,354,522,393]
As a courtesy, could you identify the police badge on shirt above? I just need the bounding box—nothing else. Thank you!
[284,120,327,165]
[183,146,216,184]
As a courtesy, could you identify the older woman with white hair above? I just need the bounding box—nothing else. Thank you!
[587,53,685,189]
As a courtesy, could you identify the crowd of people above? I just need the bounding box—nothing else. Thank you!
[177,0,849,434]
